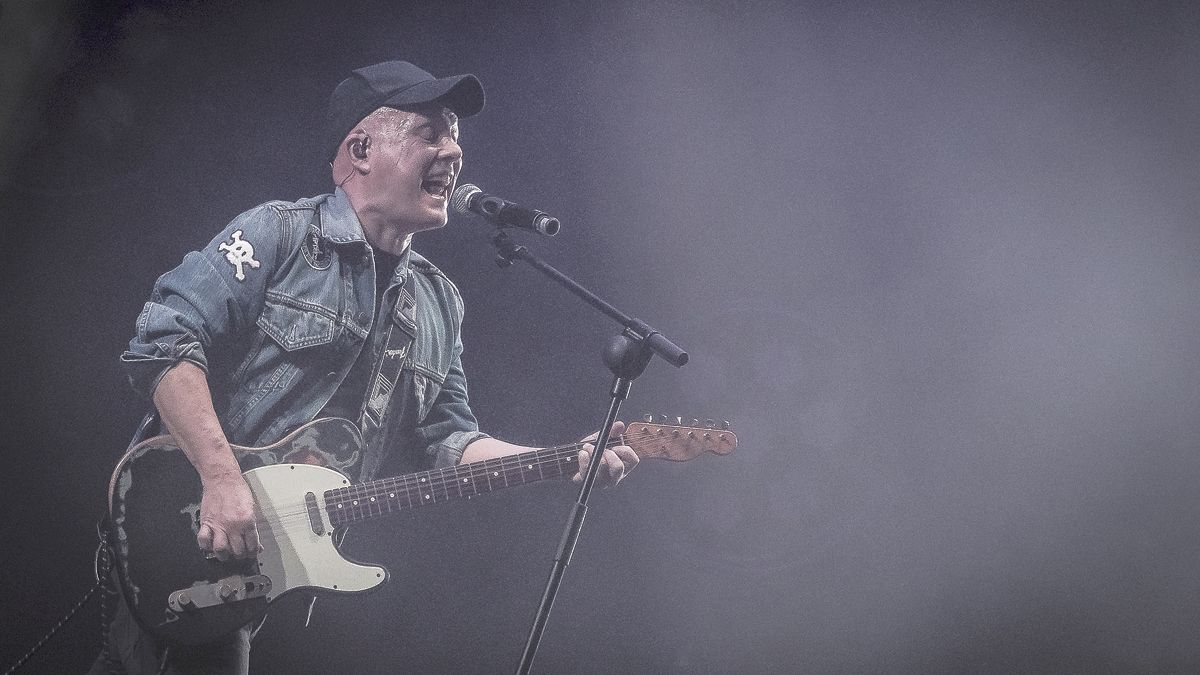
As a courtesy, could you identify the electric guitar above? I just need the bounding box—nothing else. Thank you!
[106,416,736,645]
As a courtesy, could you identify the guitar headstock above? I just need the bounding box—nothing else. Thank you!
[624,415,737,462]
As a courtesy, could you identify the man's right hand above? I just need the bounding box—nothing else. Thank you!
[196,473,261,561]
[152,362,262,561]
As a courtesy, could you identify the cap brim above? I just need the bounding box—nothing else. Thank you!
[382,74,485,118]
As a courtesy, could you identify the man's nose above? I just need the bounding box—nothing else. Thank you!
[440,137,463,162]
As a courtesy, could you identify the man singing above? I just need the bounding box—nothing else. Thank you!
[94,60,638,674]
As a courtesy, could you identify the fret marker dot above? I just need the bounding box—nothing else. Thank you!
[389,493,395,498]
[420,477,426,483]
[370,497,376,502]
[424,494,430,500]
[353,500,358,505]
[462,478,468,483]
[528,465,533,470]
[493,471,499,477]
[337,504,343,509]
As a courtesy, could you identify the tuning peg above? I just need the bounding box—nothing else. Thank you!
[643,413,653,423]
[659,414,668,425]
[721,420,731,430]
[705,419,715,429]
[691,418,700,427]
[674,416,683,426]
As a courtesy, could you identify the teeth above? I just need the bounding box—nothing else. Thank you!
[422,177,449,198]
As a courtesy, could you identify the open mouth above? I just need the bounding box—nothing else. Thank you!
[421,175,451,199]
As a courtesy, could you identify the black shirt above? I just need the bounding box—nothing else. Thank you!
[319,246,404,425]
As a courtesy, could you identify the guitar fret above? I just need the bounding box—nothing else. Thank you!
[324,443,597,526]
[464,464,476,497]
[422,471,435,504]
[327,489,340,526]
[436,467,448,502]
[467,464,480,497]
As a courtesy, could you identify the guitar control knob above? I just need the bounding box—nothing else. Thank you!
[218,582,238,602]
[177,591,195,609]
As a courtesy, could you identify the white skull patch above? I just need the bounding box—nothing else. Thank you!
[218,229,260,281]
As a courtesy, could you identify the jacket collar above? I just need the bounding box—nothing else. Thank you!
[318,188,435,280]
[318,187,369,245]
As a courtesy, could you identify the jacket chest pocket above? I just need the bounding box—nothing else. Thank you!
[226,300,340,431]
[257,299,338,351]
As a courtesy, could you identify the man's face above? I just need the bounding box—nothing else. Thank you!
[362,104,462,235]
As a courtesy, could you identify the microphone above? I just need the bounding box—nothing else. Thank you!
[451,184,561,236]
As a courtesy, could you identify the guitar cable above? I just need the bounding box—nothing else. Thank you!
[0,524,109,675]
[2,414,168,674]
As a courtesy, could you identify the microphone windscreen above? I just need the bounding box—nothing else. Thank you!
[451,184,480,216]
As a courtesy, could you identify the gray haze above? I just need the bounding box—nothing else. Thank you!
[2,1,1198,673]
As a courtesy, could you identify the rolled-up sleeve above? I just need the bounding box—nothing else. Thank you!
[121,204,285,399]
[415,341,490,469]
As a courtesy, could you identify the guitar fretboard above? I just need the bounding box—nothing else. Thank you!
[324,440,603,526]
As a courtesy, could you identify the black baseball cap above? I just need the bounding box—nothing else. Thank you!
[325,60,485,161]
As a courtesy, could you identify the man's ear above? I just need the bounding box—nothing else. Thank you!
[344,132,371,172]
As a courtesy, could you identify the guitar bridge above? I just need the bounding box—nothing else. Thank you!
[168,574,271,612]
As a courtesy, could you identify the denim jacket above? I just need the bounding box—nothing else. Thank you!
[121,188,488,479]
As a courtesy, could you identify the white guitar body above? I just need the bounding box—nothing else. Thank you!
[245,463,388,599]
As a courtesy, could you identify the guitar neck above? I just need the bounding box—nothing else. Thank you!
[324,440,595,526]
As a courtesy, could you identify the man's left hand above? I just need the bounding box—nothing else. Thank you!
[573,421,639,487]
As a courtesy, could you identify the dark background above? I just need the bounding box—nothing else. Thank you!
[2,1,1199,673]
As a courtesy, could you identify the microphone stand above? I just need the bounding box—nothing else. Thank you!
[485,230,688,675]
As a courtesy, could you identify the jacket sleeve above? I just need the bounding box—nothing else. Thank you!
[120,204,288,400]
[414,338,490,469]
[410,279,489,468]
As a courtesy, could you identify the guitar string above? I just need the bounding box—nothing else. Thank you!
[329,431,700,511]
[252,437,624,528]
[242,433,718,532]
[249,442,582,528]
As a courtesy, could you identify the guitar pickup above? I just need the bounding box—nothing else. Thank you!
[168,574,272,612]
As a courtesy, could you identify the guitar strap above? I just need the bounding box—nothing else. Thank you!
[357,268,418,450]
